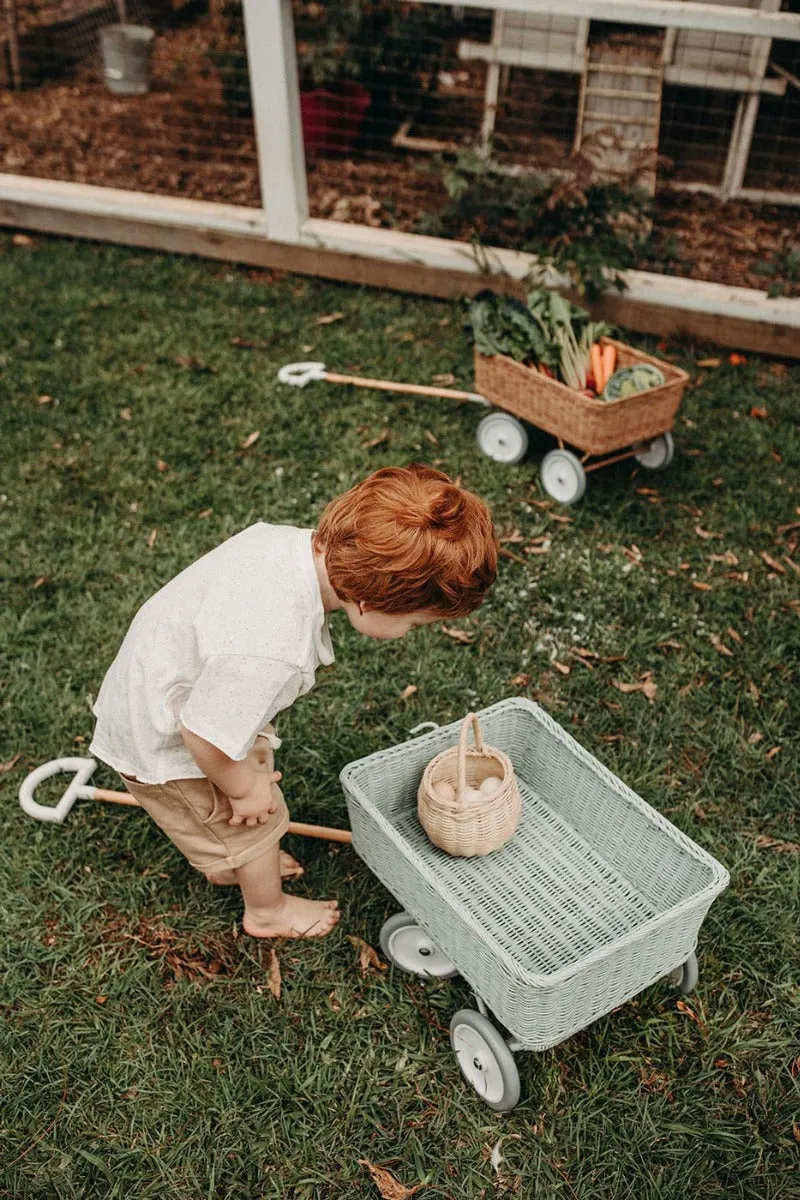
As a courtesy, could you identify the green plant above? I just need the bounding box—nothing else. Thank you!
[752,239,800,298]
[422,147,659,299]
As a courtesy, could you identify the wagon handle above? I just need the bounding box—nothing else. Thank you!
[19,758,352,844]
[277,361,489,405]
[456,712,486,800]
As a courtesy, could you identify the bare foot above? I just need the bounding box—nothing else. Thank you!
[206,850,304,887]
[242,895,340,939]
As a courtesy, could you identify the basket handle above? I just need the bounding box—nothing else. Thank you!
[456,712,485,799]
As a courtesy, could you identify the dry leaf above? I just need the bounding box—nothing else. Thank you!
[692,582,713,592]
[95,995,107,1005]
[499,547,526,565]
[695,358,720,368]
[198,508,213,519]
[747,680,760,704]
[0,753,22,774]
[710,634,734,658]
[747,731,764,746]
[755,834,798,855]
[511,674,530,686]
[400,684,418,701]
[424,430,438,446]
[760,552,786,575]
[359,1159,422,1200]
[267,948,281,1000]
[765,747,781,761]
[553,661,570,676]
[231,337,269,349]
[793,1122,800,1144]
[33,575,50,589]
[709,551,739,566]
[695,526,721,540]
[347,936,385,976]
[315,311,345,325]
[729,353,747,366]
[240,430,261,450]
[156,458,169,473]
[612,673,657,704]
[441,626,474,645]
[363,429,391,449]
[641,677,658,705]
[726,627,742,644]
[749,407,768,419]
[37,394,53,405]
[432,373,455,387]
[147,529,158,549]
[658,639,683,651]
[175,355,216,373]
[119,407,132,421]
[675,999,705,1030]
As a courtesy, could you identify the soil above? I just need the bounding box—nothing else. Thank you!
[1,19,797,294]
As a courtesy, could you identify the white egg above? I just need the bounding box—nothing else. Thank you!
[479,775,502,796]
[464,786,485,804]
[433,780,456,803]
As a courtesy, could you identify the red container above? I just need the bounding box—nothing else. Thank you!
[300,81,371,155]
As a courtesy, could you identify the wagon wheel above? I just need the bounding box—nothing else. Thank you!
[634,432,675,470]
[540,449,587,505]
[450,1009,521,1112]
[476,412,529,464]
[379,912,458,979]
[667,951,699,994]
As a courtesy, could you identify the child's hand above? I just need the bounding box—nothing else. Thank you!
[228,772,282,827]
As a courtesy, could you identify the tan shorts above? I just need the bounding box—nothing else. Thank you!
[120,775,291,873]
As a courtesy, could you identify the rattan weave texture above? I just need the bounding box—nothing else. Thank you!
[341,698,728,1049]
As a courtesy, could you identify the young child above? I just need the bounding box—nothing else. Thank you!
[90,464,498,939]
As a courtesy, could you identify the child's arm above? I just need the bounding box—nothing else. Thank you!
[179,724,281,828]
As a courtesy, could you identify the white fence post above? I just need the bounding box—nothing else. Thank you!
[242,0,308,242]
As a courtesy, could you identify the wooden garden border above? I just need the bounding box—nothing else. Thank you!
[1,0,799,358]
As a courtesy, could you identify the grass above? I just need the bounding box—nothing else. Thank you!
[1,232,798,1200]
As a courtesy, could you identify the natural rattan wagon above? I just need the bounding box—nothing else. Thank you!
[340,698,729,1111]
[473,339,689,505]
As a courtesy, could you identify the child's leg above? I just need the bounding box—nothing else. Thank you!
[206,849,304,886]
[236,843,339,939]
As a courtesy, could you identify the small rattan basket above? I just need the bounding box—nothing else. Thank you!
[474,338,689,457]
[418,713,521,857]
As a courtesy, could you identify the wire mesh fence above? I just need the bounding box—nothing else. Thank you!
[1,1,798,292]
[0,0,260,204]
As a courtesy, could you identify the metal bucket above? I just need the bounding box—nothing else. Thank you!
[100,24,155,96]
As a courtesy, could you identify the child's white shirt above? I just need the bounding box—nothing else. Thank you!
[90,524,334,784]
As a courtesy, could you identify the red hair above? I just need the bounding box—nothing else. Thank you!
[315,464,498,618]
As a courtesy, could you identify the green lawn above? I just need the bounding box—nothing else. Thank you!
[1,233,798,1200]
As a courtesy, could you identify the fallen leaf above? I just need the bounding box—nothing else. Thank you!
[441,626,474,645]
[95,995,107,1005]
[424,430,438,446]
[769,448,782,464]
[695,357,720,368]
[267,948,281,1000]
[315,311,345,325]
[612,673,657,704]
[37,394,53,405]
[692,581,713,592]
[0,753,22,774]
[13,233,35,247]
[198,508,213,519]
[175,355,216,373]
[511,673,530,686]
[658,639,683,651]
[755,834,798,855]
[549,513,572,525]
[709,551,739,566]
[749,407,769,420]
[432,373,455,386]
[231,337,269,349]
[747,680,760,704]
[695,526,722,540]
[553,661,570,676]
[400,684,418,701]
[793,1122,800,1144]
[676,999,706,1032]
[597,543,614,553]
[729,353,747,366]
[362,429,391,449]
[33,575,50,589]
[710,634,734,658]
[726,627,742,644]
[240,430,261,450]
[760,552,786,575]
[347,936,385,976]
[147,529,158,549]
[686,449,705,457]
[765,746,781,761]
[156,458,169,473]
[359,1159,422,1200]
[499,547,527,565]
[119,407,132,421]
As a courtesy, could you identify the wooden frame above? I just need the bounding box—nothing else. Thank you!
[1,0,799,357]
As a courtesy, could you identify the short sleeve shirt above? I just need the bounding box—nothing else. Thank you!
[90,524,334,784]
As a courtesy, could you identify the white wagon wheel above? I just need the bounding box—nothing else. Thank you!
[634,432,675,470]
[667,951,699,994]
[379,912,458,979]
[476,412,529,464]
[540,448,587,505]
[450,1009,521,1112]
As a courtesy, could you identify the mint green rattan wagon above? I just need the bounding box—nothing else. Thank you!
[340,698,729,1111]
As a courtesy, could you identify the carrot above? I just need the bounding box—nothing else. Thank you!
[590,344,604,393]
[602,343,617,392]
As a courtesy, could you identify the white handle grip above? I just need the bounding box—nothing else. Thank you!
[277,362,327,388]
[19,757,99,824]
